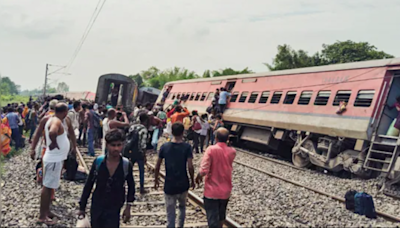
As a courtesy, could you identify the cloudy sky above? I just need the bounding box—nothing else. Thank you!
[1,0,400,92]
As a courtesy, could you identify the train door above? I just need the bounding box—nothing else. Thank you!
[226,81,236,91]
[376,71,400,135]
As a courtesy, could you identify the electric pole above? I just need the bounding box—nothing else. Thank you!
[43,63,49,96]
[42,64,69,97]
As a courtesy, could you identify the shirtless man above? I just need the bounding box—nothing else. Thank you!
[30,103,77,225]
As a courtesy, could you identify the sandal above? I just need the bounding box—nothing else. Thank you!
[36,217,57,226]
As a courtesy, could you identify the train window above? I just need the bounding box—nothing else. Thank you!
[314,91,331,106]
[239,92,249,103]
[201,92,207,101]
[207,92,214,101]
[283,91,297,104]
[171,93,176,100]
[195,92,201,101]
[190,92,195,101]
[354,90,375,107]
[230,92,239,102]
[248,92,259,103]
[176,93,181,99]
[270,91,283,104]
[333,90,352,106]
[298,91,313,105]
[259,91,270,103]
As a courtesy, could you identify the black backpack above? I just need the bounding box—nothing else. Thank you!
[123,127,142,161]
[345,190,357,210]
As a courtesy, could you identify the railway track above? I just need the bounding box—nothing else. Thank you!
[76,146,241,228]
[233,147,400,223]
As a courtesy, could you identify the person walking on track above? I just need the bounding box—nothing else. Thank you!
[79,129,134,228]
[154,122,195,228]
[126,113,148,194]
[196,127,236,228]
[102,108,129,154]
[85,104,95,156]
[36,103,71,225]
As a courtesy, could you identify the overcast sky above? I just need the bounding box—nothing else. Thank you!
[1,0,400,92]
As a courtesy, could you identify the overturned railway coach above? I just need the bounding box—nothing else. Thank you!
[158,58,400,182]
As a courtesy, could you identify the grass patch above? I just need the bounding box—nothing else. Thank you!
[0,95,32,104]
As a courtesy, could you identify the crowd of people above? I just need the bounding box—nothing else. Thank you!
[0,94,236,228]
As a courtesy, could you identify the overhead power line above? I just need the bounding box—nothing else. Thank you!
[65,0,107,72]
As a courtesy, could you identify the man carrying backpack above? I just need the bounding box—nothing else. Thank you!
[78,129,134,228]
[85,104,96,156]
[125,113,148,194]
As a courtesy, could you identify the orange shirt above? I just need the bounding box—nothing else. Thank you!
[170,108,190,124]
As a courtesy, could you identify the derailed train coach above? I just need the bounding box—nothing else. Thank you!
[95,73,138,110]
[95,73,160,111]
[158,58,400,185]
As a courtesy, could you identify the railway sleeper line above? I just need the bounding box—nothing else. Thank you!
[76,146,241,228]
[232,148,400,223]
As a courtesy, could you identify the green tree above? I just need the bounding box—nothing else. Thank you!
[321,40,394,64]
[56,82,70,93]
[138,66,200,89]
[129,74,145,88]
[266,41,394,71]
[0,76,19,95]
[212,67,253,77]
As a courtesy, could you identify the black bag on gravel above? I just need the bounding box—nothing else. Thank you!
[345,190,357,210]
[64,155,78,181]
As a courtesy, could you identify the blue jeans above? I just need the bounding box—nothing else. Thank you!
[165,191,188,228]
[87,128,95,156]
[131,159,145,189]
[209,130,215,146]
[11,128,21,150]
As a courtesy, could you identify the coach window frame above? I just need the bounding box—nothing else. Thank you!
[259,91,270,104]
[239,91,249,103]
[283,91,297,104]
[190,92,195,101]
[207,92,214,101]
[354,90,375,107]
[248,92,259,103]
[298,91,313,105]
[230,92,239,102]
[201,92,207,101]
[270,91,283,104]
[314,90,331,106]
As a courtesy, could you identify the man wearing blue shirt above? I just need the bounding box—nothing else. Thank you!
[6,107,21,150]
[218,88,231,114]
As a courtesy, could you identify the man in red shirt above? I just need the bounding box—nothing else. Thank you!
[196,128,236,228]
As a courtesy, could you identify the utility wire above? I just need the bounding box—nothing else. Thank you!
[65,0,107,72]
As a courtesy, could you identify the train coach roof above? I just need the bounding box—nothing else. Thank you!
[166,57,400,85]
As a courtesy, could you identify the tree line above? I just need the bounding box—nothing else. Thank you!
[130,40,394,90]
[1,40,395,94]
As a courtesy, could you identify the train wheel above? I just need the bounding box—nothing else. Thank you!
[292,140,314,168]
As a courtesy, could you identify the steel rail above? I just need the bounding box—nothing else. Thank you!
[232,156,400,223]
[76,147,242,227]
